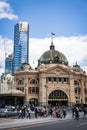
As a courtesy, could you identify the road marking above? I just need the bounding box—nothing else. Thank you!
[80,122,87,126]
[76,122,87,127]
[5,120,73,130]
[8,128,17,130]
[5,122,59,130]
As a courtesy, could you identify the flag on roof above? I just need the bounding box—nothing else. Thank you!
[51,32,55,35]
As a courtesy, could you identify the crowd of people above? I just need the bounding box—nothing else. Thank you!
[15,104,67,119]
[71,105,87,120]
[2,103,87,119]
[16,103,87,120]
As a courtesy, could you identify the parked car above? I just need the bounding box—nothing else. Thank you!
[0,109,8,118]
[0,108,18,118]
[4,105,15,110]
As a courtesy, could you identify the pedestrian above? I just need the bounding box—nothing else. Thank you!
[18,108,22,118]
[52,107,56,118]
[75,107,79,120]
[48,107,53,117]
[27,107,31,119]
[63,109,66,118]
[34,107,38,118]
[72,106,75,118]
[83,107,86,119]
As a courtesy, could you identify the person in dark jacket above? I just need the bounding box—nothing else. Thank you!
[75,107,79,120]
[34,107,38,118]
[63,109,66,118]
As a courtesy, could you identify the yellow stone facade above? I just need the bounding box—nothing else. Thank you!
[14,42,87,107]
[14,62,87,106]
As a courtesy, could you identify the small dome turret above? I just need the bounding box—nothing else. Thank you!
[73,62,81,72]
[16,62,32,71]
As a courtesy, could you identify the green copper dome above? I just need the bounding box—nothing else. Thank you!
[38,42,68,66]
[17,62,32,71]
[73,62,81,72]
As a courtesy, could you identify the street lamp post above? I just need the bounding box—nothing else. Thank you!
[24,83,28,106]
[44,85,48,107]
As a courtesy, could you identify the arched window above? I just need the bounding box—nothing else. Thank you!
[54,55,59,63]
[18,80,24,85]
[30,79,37,84]
[75,87,80,94]
[74,80,79,86]
[49,90,68,100]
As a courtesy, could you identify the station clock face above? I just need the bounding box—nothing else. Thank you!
[55,69,60,75]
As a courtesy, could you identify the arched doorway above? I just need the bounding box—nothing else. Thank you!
[29,98,38,106]
[48,90,68,106]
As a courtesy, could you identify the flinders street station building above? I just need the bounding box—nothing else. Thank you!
[14,40,87,107]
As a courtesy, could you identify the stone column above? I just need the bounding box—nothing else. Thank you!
[69,75,75,107]
[80,77,85,105]
[24,78,28,105]
[39,74,47,106]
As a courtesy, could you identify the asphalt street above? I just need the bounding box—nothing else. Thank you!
[1,118,87,130]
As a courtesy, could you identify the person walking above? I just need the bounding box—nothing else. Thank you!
[83,107,87,119]
[63,109,66,118]
[75,107,79,120]
[34,107,38,118]
[27,107,31,119]
[72,106,75,118]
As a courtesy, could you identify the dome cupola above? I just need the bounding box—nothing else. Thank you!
[73,62,81,72]
[38,33,68,66]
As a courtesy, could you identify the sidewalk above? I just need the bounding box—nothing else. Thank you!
[0,112,85,129]
[0,112,71,129]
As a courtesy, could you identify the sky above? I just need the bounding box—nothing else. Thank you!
[0,0,87,76]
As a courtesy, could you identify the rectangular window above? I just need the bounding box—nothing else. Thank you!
[28,87,30,93]
[36,87,39,93]
[75,88,77,94]
[29,87,38,94]
[59,78,61,82]
[32,87,35,93]
[64,78,67,82]
[54,77,57,82]
[48,77,51,82]
[46,78,49,83]
[67,78,69,84]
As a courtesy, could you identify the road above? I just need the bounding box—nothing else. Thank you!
[2,119,87,130]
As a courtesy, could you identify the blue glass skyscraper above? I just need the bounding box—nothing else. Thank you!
[13,22,29,74]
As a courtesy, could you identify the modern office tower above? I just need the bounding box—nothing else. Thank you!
[13,22,29,74]
[5,54,13,75]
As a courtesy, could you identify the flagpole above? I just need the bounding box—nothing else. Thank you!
[51,32,53,45]
[51,32,55,45]
[50,33,55,60]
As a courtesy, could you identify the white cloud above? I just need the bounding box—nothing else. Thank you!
[0,35,87,76]
[0,1,18,20]
[0,35,13,75]
[29,35,87,72]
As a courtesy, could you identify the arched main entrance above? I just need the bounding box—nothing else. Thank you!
[48,90,68,106]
